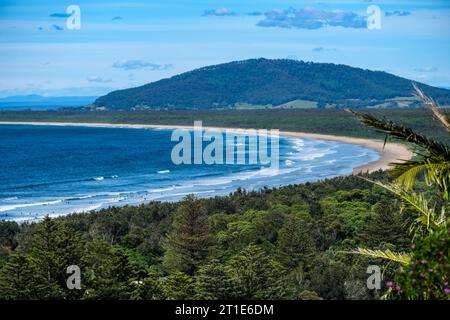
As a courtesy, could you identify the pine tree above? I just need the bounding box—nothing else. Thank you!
[0,251,38,299]
[164,195,210,275]
[31,216,84,299]
[194,259,231,299]
[277,213,316,269]
[226,244,284,299]
[357,199,410,249]
[82,240,132,299]
[161,272,195,300]
[129,271,164,300]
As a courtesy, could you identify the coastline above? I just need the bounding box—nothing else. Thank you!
[0,121,414,174]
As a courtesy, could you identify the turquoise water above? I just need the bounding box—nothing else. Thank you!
[0,124,379,222]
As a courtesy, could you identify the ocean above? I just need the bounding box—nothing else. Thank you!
[0,124,379,222]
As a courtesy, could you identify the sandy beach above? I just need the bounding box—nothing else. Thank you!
[0,121,414,174]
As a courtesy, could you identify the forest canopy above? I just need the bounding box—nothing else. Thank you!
[0,172,428,300]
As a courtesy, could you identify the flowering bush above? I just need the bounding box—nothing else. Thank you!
[387,226,449,300]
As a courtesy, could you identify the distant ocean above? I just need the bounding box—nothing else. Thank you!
[0,124,379,222]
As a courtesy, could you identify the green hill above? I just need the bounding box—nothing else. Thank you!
[92,58,450,110]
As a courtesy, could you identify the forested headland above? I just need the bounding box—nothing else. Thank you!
[92,59,450,110]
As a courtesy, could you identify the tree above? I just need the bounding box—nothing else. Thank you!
[0,221,20,249]
[194,259,231,300]
[356,199,410,249]
[0,217,84,299]
[163,195,210,275]
[0,251,38,299]
[310,256,348,300]
[226,244,285,299]
[129,271,164,300]
[82,240,132,299]
[30,216,84,299]
[160,272,195,300]
[277,213,316,269]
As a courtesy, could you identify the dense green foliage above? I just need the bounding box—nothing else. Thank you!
[387,226,449,300]
[1,108,449,144]
[350,89,449,300]
[0,172,428,300]
[92,59,450,110]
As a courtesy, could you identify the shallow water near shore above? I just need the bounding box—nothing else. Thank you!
[0,124,379,222]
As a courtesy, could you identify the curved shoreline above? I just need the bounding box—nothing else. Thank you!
[0,121,414,174]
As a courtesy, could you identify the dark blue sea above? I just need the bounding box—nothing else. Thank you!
[0,124,379,222]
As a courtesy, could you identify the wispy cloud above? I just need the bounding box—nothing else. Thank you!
[247,11,263,16]
[312,47,337,52]
[385,11,411,17]
[202,8,235,17]
[414,67,438,73]
[50,13,72,18]
[257,7,367,30]
[112,16,123,21]
[112,60,173,71]
[87,76,112,83]
[52,25,64,31]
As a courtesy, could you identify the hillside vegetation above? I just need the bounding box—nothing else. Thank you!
[92,59,450,110]
[0,172,414,300]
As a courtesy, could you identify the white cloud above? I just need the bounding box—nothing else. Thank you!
[112,59,173,71]
[414,66,438,73]
[257,7,367,30]
[87,76,112,83]
[203,8,235,17]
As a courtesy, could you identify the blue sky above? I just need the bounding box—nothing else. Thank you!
[0,0,449,97]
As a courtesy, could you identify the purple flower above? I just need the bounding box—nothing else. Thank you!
[444,281,448,286]
[428,268,433,273]
[411,243,416,249]
[447,229,450,235]
[420,259,427,265]
[386,281,393,288]
[444,288,450,295]
[419,272,425,279]
[395,285,401,291]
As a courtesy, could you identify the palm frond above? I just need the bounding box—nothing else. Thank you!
[349,105,450,199]
[390,160,450,200]
[391,161,429,190]
[366,179,447,234]
[352,248,411,265]
[413,83,450,133]
[348,109,450,159]
[424,162,450,200]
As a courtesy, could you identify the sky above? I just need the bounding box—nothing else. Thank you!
[0,0,449,98]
